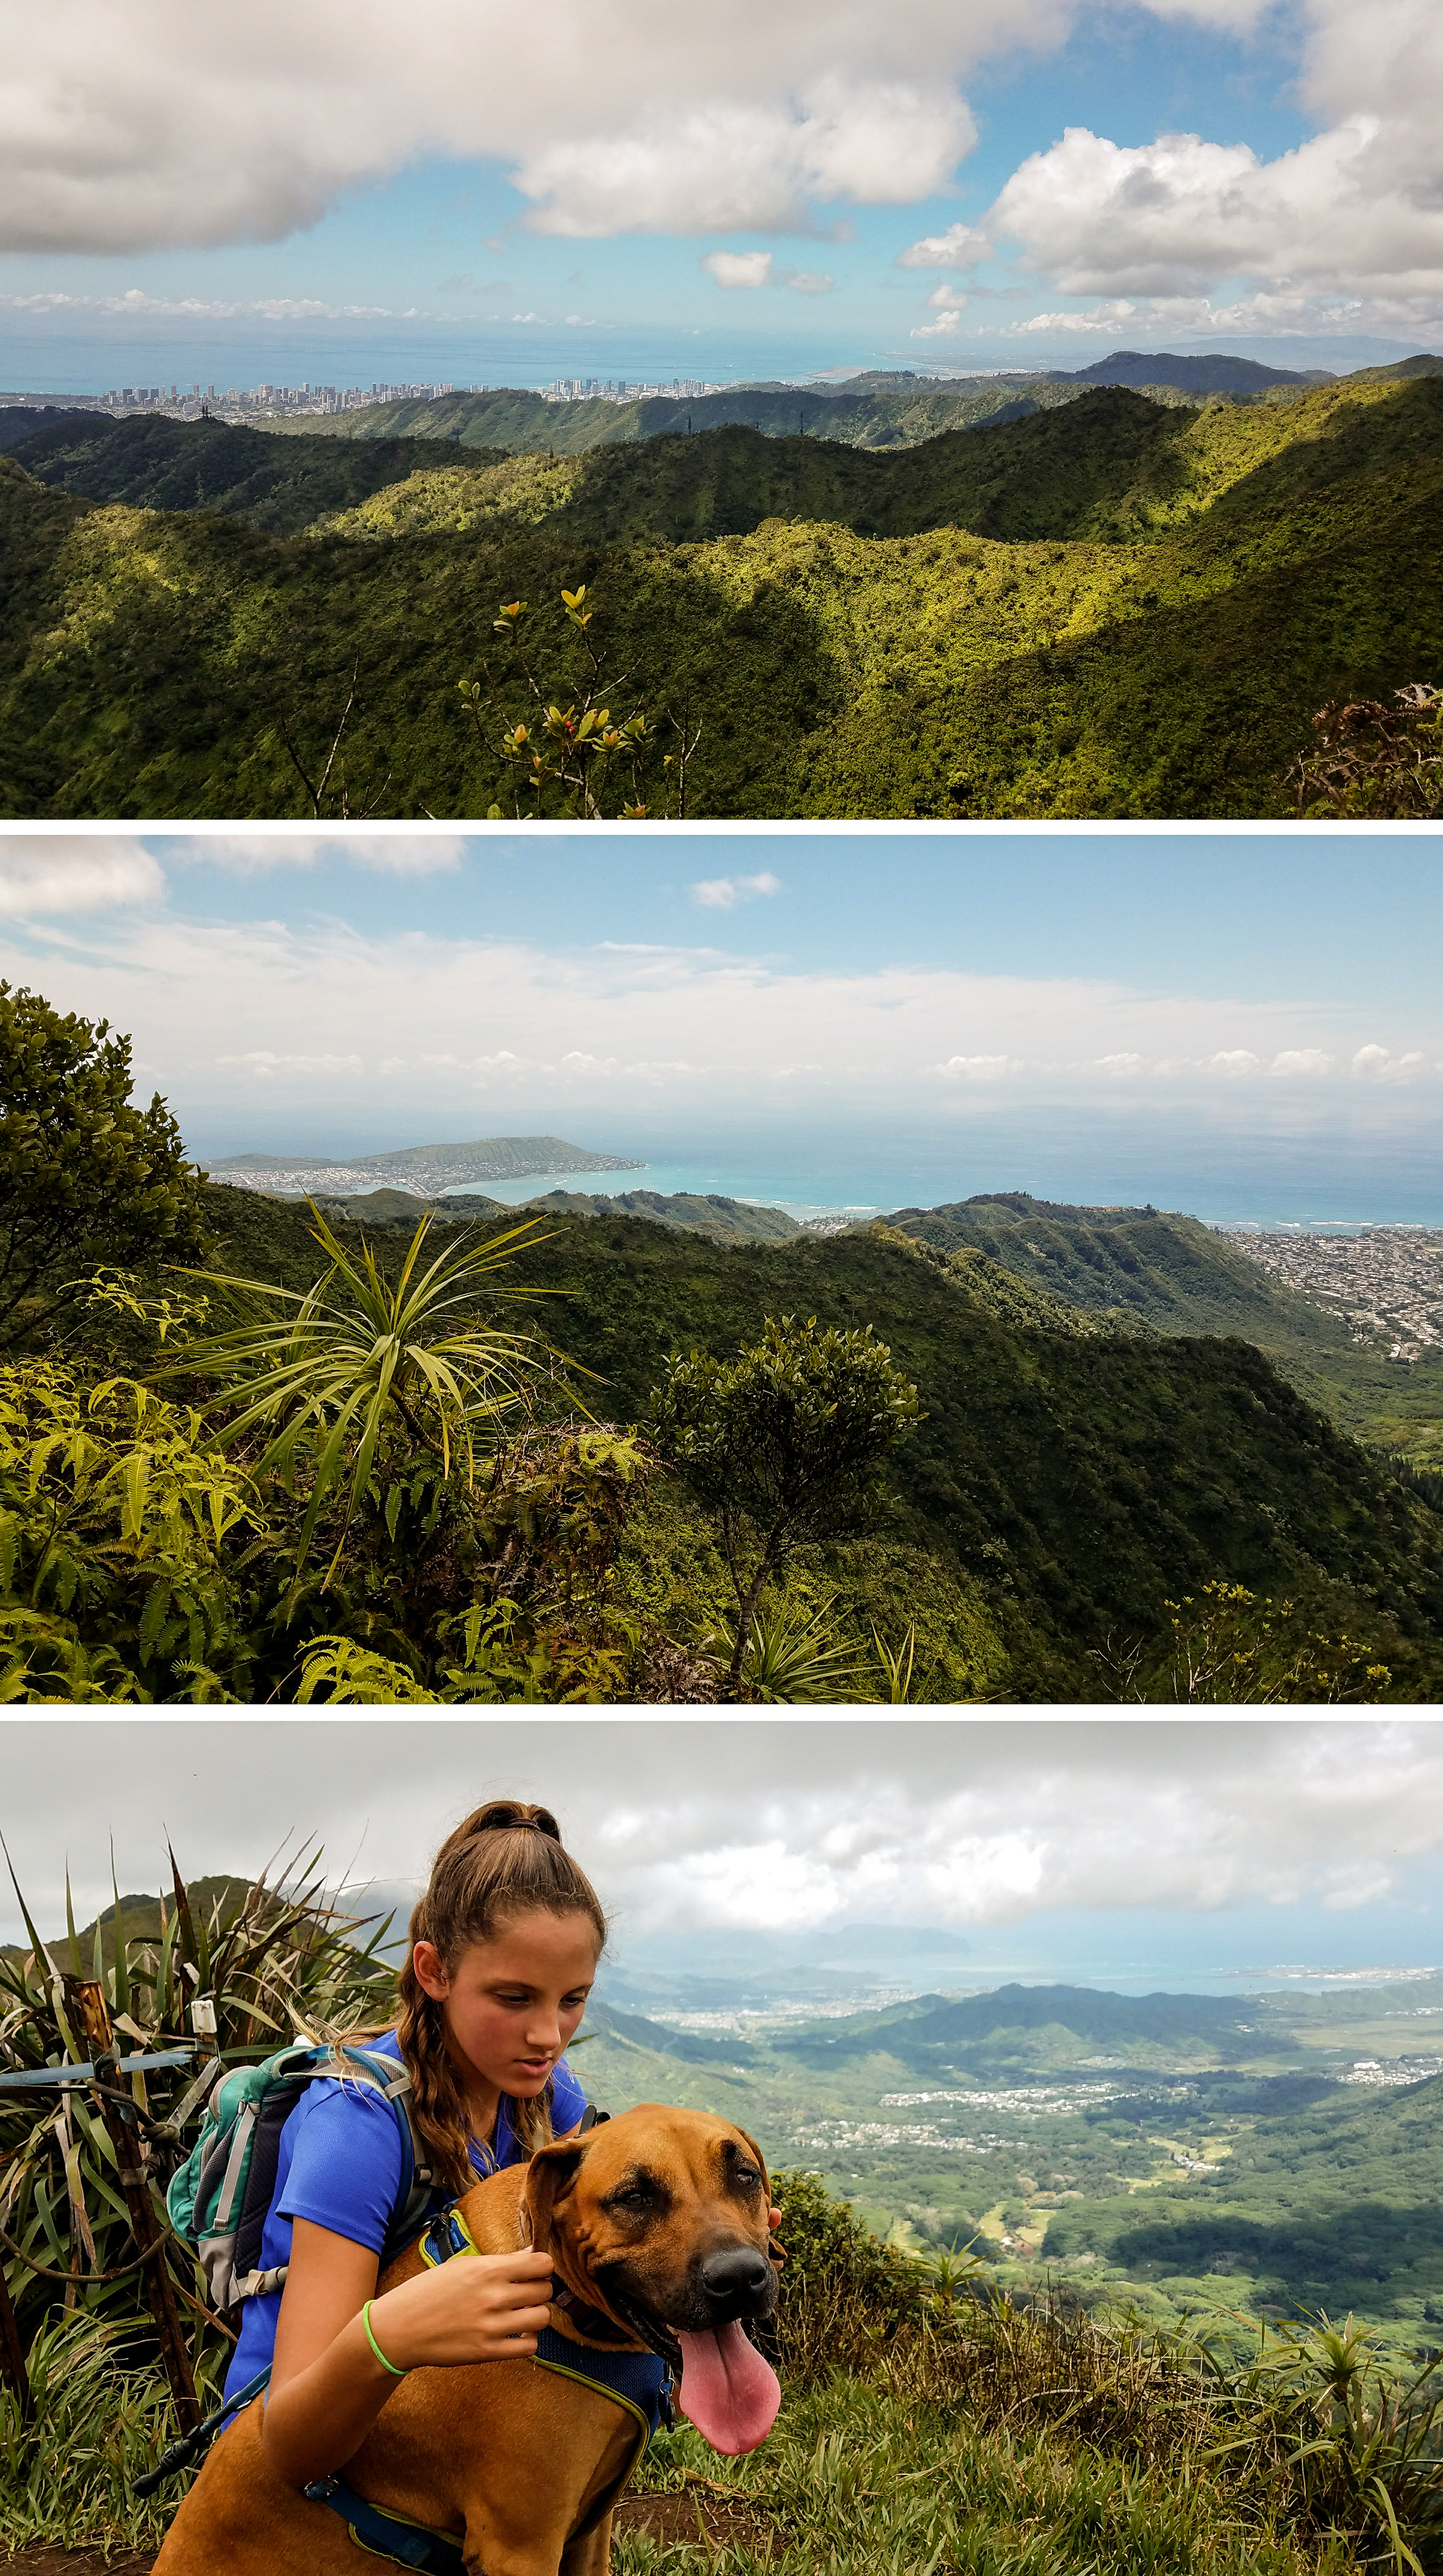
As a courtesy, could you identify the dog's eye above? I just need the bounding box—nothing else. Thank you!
[733,2167,761,2190]
[610,2186,656,2212]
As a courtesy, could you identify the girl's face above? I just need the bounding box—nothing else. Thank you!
[411,1907,598,2105]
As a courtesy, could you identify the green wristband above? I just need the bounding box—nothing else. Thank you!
[361,2300,408,2378]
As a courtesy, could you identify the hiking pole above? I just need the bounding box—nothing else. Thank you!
[71,1981,201,2430]
[0,2249,31,2423]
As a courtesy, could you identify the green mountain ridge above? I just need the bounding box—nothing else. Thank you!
[881,1196,1443,1455]
[5,372,1437,818]
[1,411,499,535]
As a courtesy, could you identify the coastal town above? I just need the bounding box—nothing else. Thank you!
[1219,1225,1443,1359]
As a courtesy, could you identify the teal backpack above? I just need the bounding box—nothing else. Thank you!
[167,2041,437,2312]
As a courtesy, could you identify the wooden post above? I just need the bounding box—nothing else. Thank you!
[71,1982,200,2430]
[0,2251,31,2422]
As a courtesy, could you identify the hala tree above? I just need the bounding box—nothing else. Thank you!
[649,1313,921,1694]
[0,983,209,1348]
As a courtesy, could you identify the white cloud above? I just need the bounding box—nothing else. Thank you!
[912,306,966,336]
[988,2,1443,318]
[786,269,835,294]
[1352,1043,1428,1082]
[5,857,1441,1147]
[216,1049,364,1077]
[0,290,405,320]
[701,251,773,289]
[0,842,165,916]
[175,836,465,877]
[1,0,1439,299]
[0,4,999,250]
[937,1053,1022,1079]
[1272,1048,1333,1077]
[898,221,993,268]
[690,872,784,909]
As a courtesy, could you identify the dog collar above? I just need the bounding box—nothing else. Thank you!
[416,2204,677,2435]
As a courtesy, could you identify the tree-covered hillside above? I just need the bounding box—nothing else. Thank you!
[5,411,504,534]
[884,1196,1443,1457]
[263,372,1089,454]
[1045,2071,1443,2331]
[193,1188,1443,1696]
[4,372,1439,818]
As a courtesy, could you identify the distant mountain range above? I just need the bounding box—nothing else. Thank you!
[210,1134,643,1195]
[1048,349,1330,393]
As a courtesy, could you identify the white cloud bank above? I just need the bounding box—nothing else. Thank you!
[3,0,1439,346]
[1,1720,1441,1946]
[0,841,165,917]
[4,861,1442,1139]
[0,0,1002,249]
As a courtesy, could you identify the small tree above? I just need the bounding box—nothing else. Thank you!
[649,1314,921,1694]
[0,984,209,1349]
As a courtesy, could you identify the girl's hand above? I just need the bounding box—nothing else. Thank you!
[367,2249,556,2372]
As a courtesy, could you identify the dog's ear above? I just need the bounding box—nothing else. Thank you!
[524,2137,589,2253]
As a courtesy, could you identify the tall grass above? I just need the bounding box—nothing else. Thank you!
[0,2311,177,2553]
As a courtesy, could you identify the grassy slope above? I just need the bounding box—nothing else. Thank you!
[193,1189,1443,1695]
[4,377,1437,820]
[883,1197,1443,1450]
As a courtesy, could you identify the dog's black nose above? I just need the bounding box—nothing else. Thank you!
[699,2246,773,2313]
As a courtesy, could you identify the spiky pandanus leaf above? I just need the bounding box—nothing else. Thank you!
[159,1206,575,1579]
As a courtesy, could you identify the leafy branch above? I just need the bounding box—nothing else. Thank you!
[459,586,703,819]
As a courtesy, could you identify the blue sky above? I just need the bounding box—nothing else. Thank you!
[4,831,1443,1222]
[3,0,1440,392]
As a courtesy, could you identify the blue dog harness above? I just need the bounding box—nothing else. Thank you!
[304,2204,672,2575]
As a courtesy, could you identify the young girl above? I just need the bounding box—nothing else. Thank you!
[227,1799,600,2492]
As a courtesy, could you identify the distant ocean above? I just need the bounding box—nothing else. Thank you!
[451,1155,1443,1234]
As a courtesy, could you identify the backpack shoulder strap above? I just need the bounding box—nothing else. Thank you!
[338,2049,440,2266]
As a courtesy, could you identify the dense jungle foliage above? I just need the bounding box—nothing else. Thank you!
[3,371,1441,817]
[11,1173,1443,1700]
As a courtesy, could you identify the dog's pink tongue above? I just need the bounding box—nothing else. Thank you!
[675,2323,780,2455]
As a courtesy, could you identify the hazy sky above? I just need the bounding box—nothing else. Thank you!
[1,0,1439,384]
[3,1718,1442,1983]
[4,833,1442,1217]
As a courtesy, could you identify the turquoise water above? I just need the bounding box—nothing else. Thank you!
[449,1156,1443,1232]
[449,1162,883,1222]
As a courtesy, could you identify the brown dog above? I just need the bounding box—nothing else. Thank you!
[152,2105,781,2576]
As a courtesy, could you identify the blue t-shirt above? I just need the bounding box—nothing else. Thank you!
[225,2033,587,2396]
